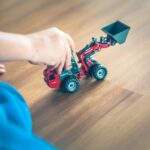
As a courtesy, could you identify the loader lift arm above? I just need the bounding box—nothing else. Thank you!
[76,36,112,73]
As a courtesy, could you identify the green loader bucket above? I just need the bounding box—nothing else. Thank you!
[101,20,130,44]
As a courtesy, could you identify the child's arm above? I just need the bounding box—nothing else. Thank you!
[0,32,33,62]
[0,27,75,73]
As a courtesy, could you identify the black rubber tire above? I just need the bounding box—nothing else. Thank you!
[61,76,79,93]
[91,64,107,80]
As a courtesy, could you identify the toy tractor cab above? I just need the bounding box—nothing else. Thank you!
[44,20,130,93]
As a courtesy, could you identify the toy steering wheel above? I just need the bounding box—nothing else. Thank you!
[92,37,97,44]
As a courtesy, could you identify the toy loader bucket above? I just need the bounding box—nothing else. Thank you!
[101,21,130,44]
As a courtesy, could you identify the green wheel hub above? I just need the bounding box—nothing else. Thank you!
[67,81,77,92]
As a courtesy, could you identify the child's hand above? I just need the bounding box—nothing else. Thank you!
[0,64,5,75]
[0,28,74,74]
[28,28,75,74]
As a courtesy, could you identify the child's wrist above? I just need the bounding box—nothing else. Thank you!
[25,36,36,62]
[26,36,39,63]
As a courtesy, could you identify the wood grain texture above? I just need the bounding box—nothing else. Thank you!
[0,0,150,149]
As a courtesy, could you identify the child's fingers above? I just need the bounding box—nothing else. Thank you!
[64,40,72,70]
[28,61,42,65]
[57,63,63,74]
[0,64,6,74]
[0,68,5,74]
[64,33,75,50]
[57,56,65,74]
[0,64,5,68]
[48,64,59,71]
[48,66,56,71]
[57,41,67,74]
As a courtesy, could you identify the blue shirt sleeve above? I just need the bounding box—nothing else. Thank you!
[0,81,58,150]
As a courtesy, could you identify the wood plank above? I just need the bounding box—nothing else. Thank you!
[65,95,150,150]
[31,82,141,149]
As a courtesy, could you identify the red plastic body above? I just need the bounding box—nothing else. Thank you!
[44,67,61,88]
[77,42,111,74]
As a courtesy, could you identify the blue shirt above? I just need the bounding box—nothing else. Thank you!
[0,81,58,150]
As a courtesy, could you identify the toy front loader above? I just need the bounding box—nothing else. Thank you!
[44,20,130,93]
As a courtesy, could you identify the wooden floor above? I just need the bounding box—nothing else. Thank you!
[0,0,150,149]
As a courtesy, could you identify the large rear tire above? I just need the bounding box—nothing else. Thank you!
[61,76,79,93]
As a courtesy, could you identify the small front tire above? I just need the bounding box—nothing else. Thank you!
[91,64,107,80]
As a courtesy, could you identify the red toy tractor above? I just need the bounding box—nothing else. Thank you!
[43,21,130,93]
